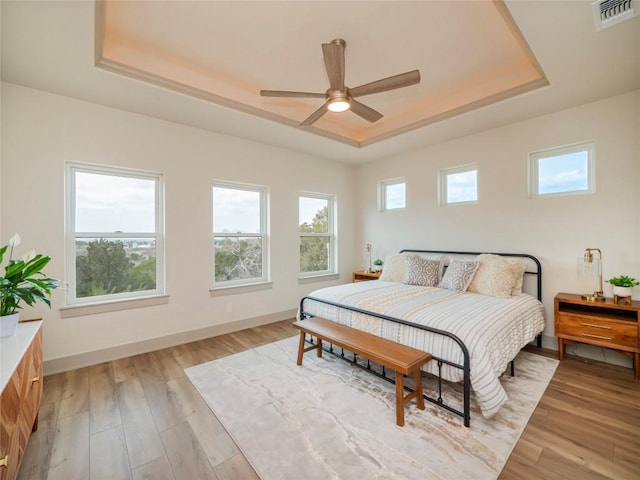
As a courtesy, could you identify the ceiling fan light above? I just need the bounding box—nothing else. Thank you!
[327,98,350,113]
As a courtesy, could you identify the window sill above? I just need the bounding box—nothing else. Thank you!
[60,295,170,318]
[210,282,273,297]
[298,273,340,285]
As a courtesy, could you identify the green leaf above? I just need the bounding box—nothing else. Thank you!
[22,255,51,278]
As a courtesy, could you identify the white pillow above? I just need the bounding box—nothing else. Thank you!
[440,259,479,292]
[467,254,528,298]
[378,253,409,283]
[510,258,528,296]
[404,255,442,287]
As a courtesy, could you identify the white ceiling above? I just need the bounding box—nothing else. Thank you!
[2,1,639,164]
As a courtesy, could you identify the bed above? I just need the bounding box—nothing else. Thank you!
[298,249,545,427]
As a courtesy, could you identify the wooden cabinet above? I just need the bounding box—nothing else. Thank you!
[0,321,43,480]
[352,270,382,282]
[554,293,639,379]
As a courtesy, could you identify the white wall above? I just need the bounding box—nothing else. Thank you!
[3,82,638,371]
[0,83,356,369]
[355,91,640,351]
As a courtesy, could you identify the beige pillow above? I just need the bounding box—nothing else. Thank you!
[378,253,409,283]
[509,258,528,295]
[468,254,526,298]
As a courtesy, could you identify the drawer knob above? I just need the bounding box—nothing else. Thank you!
[0,455,8,468]
[32,376,40,383]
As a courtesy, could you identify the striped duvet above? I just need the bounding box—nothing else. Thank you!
[299,280,545,418]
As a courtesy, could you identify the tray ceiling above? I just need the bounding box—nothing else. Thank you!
[96,0,548,148]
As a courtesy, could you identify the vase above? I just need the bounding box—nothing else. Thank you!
[0,312,20,337]
[612,286,633,298]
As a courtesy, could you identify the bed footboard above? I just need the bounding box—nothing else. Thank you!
[299,295,472,427]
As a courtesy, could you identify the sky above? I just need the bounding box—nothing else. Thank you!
[211,188,328,234]
[447,170,477,203]
[385,182,406,209]
[537,151,588,194]
[75,172,156,233]
[76,152,588,234]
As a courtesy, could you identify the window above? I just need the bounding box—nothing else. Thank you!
[380,178,406,211]
[439,165,478,205]
[66,163,164,305]
[213,182,268,287]
[529,142,594,197]
[299,194,335,276]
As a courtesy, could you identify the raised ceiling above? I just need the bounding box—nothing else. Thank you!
[96,0,547,147]
[1,1,639,163]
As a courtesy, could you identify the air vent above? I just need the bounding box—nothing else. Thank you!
[592,0,638,31]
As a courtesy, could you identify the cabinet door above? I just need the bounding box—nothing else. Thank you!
[20,329,43,434]
[0,359,24,480]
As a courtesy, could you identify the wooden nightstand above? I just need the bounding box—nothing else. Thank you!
[352,270,382,282]
[554,292,639,379]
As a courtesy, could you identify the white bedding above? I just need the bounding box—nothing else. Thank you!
[299,280,545,418]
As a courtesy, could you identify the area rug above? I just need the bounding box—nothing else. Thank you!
[186,336,558,480]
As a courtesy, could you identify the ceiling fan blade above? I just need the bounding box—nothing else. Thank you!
[261,90,326,98]
[350,70,421,98]
[322,39,345,91]
[350,99,383,123]
[300,101,329,127]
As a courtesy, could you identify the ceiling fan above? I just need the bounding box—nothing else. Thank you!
[260,38,421,127]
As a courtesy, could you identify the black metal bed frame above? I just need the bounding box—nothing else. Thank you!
[298,249,543,428]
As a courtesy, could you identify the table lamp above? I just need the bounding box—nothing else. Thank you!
[578,247,605,302]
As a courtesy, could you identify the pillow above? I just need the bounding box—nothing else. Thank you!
[439,259,479,292]
[378,253,409,283]
[467,254,528,298]
[509,258,528,296]
[404,255,442,287]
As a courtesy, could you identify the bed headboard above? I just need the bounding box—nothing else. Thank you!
[399,249,542,302]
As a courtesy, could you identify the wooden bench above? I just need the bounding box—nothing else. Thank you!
[292,317,432,426]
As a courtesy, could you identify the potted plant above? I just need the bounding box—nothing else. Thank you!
[373,258,383,272]
[0,233,60,337]
[605,275,639,298]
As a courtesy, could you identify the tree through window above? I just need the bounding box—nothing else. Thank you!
[299,194,335,276]
[212,183,268,286]
[66,164,164,304]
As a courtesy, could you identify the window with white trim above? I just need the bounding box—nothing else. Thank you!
[380,178,406,211]
[529,142,594,197]
[299,194,336,276]
[212,182,268,287]
[66,163,164,305]
[439,165,478,205]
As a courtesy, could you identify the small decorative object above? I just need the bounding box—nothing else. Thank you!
[577,247,605,302]
[365,243,372,273]
[0,233,60,337]
[373,258,383,272]
[606,275,639,305]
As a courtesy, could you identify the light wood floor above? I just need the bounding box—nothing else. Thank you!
[18,319,640,480]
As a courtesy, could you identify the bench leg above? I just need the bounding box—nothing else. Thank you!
[395,371,405,427]
[413,370,425,410]
[296,332,324,366]
[296,331,306,365]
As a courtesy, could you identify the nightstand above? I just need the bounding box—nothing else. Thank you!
[352,270,382,282]
[554,292,639,379]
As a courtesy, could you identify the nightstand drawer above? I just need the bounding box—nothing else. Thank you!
[557,314,638,348]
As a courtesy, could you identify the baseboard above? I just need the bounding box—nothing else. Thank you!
[43,309,297,376]
[540,333,557,350]
[539,333,632,368]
